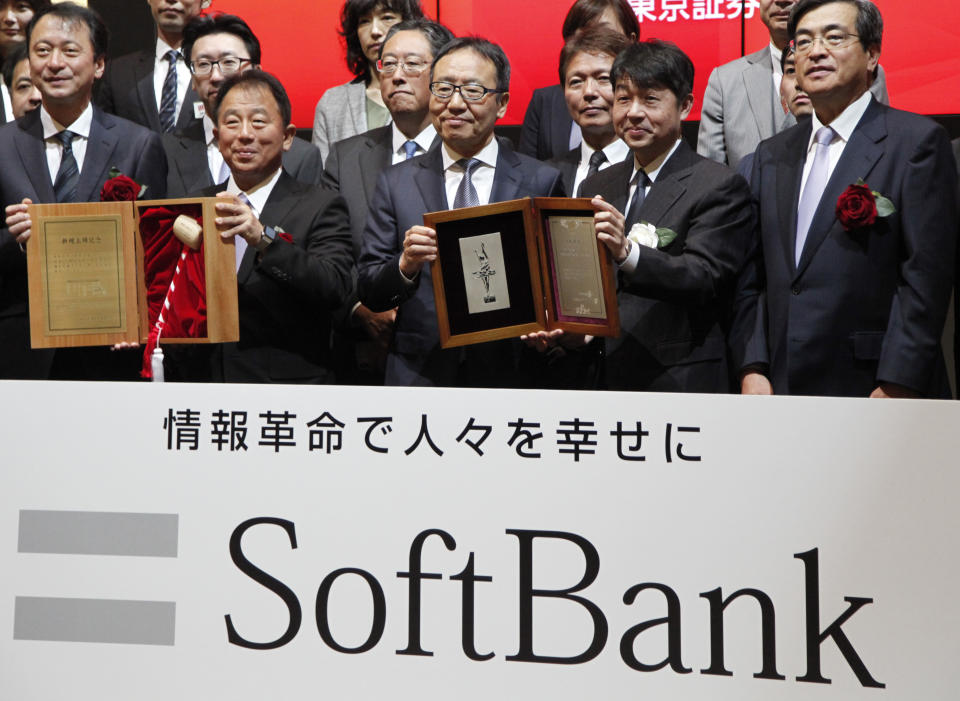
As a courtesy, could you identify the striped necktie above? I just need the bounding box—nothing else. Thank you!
[453,158,481,209]
[53,130,79,203]
[159,50,179,133]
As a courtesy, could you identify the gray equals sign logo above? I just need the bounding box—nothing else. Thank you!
[14,510,178,646]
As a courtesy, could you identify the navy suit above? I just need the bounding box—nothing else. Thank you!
[163,120,323,198]
[357,137,564,386]
[0,106,167,379]
[517,85,576,161]
[581,141,754,392]
[197,172,354,383]
[733,99,958,397]
[97,48,199,133]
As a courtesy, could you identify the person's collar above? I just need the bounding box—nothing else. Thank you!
[203,114,216,146]
[809,91,872,146]
[770,42,784,77]
[156,36,179,60]
[580,137,630,165]
[441,136,499,171]
[225,167,283,215]
[40,102,94,140]
[633,138,681,183]
[392,121,437,155]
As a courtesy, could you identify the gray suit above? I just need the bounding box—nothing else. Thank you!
[163,120,323,198]
[312,78,390,163]
[697,47,889,169]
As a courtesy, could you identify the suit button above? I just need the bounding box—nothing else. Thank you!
[791,286,800,295]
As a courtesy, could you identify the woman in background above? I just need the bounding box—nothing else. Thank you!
[311,0,423,163]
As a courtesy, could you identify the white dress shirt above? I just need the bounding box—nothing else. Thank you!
[799,90,873,196]
[440,137,499,208]
[153,37,190,117]
[390,122,437,165]
[1,84,12,124]
[573,138,630,196]
[203,114,229,184]
[620,138,683,273]
[225,167,283,269]
[41,103,94,183]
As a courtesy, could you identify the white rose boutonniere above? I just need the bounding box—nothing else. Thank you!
[627,221,679,250]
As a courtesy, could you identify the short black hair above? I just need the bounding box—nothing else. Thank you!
[558,27,630,84]
[562,0,640,42]
[381,18,453,60]
[182,13,262,67]
[215,69,292,126]
[340,0,424,80]
[26,1,108,60]
[432,36,509,94]
[2,41,28,90]
[610,39,694,103]
[780,42,796,73]
[788,0,883,51]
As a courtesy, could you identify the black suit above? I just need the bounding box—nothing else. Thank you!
[517,84,576,161]
[733,99,957,397]
[581,141,753,392]
[197,172,353,383]
[548,146,580,198]
[0,106,167,379]
[163,120,323,198]
[97,48,199,133]
[358,137,564,386]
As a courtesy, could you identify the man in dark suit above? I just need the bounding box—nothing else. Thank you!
[97,0,209,133]
[321,18,451,384]
[198,69,352,383]
[734,0,957,398]
[163,13,321,198]
[358,37,564,387]
[549,27,630,197]
[574,40,753,393]
[2,2,167,380]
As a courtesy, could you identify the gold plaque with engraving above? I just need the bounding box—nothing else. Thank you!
[545,215,606,320]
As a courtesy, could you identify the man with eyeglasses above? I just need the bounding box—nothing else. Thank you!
[162,13,322,197]
[358,36,564,387]
[2,2,167,380]
[97,0,211,134]
[697,0,887,171]
[733,0,958,399]
[321,18,452,385]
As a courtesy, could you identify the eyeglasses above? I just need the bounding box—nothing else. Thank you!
[189,57,252,76]
[377,58,429,76]
[794,31,860,54]
[429,81,505,102]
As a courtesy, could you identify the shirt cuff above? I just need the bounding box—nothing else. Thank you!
[398,262,418,286]
[618,239,640,274]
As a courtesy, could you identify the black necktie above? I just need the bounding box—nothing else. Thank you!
[623,169,650,227]
[53,130,79,203]
[586,149,607,179]
[159,50,179,133]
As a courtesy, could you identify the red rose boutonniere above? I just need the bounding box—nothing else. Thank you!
[100,167,147,202]
[835,178,895,232]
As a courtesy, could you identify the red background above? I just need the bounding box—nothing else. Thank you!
[210,0,960,130]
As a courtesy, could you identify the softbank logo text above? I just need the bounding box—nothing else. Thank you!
[226,518,885,689]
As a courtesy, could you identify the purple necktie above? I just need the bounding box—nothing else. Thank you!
[795,126,837,264]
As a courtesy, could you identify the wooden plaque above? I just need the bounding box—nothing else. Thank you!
[26,198,239,349]
[425,197,619,349]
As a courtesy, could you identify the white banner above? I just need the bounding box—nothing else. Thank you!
[1,380,958,699]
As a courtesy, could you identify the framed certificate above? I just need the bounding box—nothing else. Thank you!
[27,198,238,349]
[425,197,619,349]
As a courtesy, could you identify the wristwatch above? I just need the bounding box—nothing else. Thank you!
[255,225,279,252]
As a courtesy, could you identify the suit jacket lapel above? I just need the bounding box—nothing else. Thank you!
[234,173,294,282]
[490,138,523,203]
[413,143,447,213]
[170,133,214,194]
[360,127,393,204]
[175,85,201,131]
[135,50,162,132]
[743,50,776,141]
[776,121,809,276]
[795,99,885,277]
[14,111,55,202]
[638,141,695,225]
[76,108,119,202]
